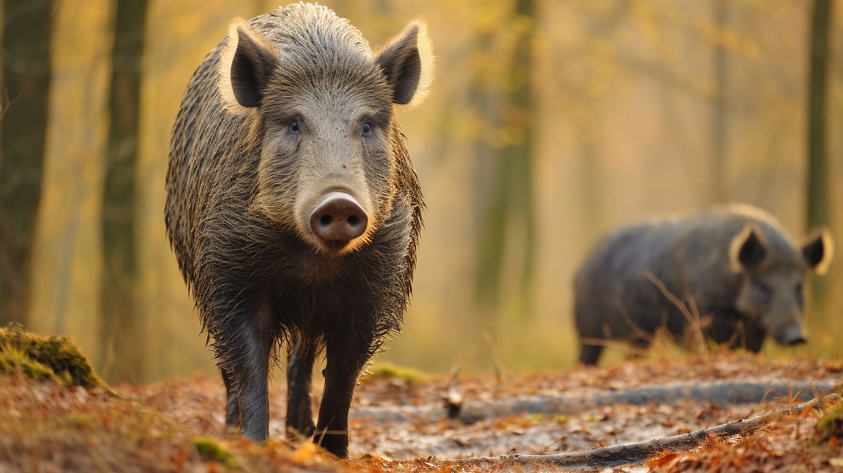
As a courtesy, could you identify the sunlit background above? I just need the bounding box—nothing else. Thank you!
[1,0,841,384]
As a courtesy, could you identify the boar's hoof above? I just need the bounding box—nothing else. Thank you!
[780,328,807,346]
[310,192,368,242]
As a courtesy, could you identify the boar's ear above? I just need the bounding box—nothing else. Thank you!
[729,224,767,273]
[375,21,434,109]
[802,228,834,275]
[219,18,279,112]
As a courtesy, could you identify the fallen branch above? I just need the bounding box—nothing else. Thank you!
[440,393,841,471]
[350,378,838,424]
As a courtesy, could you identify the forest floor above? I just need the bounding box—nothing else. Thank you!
[1,352,843,472]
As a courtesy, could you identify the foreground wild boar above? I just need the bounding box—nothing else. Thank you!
[165,4,433,457]
[575,204,833,365]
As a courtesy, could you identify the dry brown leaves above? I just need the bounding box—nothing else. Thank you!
[0,354,841,472]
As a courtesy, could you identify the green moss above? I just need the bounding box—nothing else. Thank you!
[193,437,238,468]
[816,400,843,441]
[522,413,544,424]
[61,414,103,430]
[0,344,60,383]
[0,323,110,391]
[364,362,429,383]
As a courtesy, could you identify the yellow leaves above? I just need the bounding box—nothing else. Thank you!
[290,441,320,463]
[487,125,525,149]
[695,10,761,60]
[586,37,618,65]
[630,0,653,23]
[472,10,502,36]
[512,14,534,35]
[662,41,682,61]
[709,26,760,60]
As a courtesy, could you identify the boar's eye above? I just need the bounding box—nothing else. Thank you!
[751,281,774,305]
[289,121,300,133]
[362,122,372,135]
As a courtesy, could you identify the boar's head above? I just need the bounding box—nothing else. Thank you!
[728,224,834,346]
[217,8,433,255]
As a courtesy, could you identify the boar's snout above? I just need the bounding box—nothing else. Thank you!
[778,327,806,346]
[309,192,368,243]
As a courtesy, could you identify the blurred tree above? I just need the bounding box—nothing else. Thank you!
[27,0,113,370]
[710,0,728,204]
[806,0,831,306]
[807,0,830,232]
[101,0,148,383]
[475,0,536,313]
[470,1,504,304]
[0,0,54,326]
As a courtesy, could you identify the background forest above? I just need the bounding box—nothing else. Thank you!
[0,0,841,385]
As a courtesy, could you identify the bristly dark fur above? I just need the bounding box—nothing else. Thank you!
[165,3,428,458]
[574,204,832,366]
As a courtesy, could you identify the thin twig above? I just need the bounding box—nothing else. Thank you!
[481,329,506,384]
[644,271,706,354]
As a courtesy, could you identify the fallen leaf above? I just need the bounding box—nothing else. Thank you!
[291,442,319,463]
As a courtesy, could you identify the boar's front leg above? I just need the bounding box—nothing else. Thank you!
[220,300,275,442]
[579,343,604,365]
[314,326,373,458]
[285,336,317,441]
[740,319,767,353]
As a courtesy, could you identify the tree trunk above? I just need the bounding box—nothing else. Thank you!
[100,0,148,383]
[472,26,504,304]
[476,0,537,312]
[711,0,728,204]
[807,0,830,232]
[0,0,54,326]
[806,0,831,307]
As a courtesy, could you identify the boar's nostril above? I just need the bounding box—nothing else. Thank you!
[309,192,368,243]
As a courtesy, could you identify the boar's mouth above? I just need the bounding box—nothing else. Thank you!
[308,191,369,252]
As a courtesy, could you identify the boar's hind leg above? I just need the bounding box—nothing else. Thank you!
[221,368,240,427]
[314,329,373,458]
[285,336,317,441]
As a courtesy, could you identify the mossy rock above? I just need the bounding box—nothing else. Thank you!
[0,323,110,391]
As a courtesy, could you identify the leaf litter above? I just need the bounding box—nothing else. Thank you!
[1,352,842,472]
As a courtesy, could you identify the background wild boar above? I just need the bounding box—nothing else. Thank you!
[165,4,433,457]
[575,204,833,365]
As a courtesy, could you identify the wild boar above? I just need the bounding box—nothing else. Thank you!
[575,204,833,365]
[165,4,433,457]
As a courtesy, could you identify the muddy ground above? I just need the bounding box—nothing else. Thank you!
[2,353,842,472]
